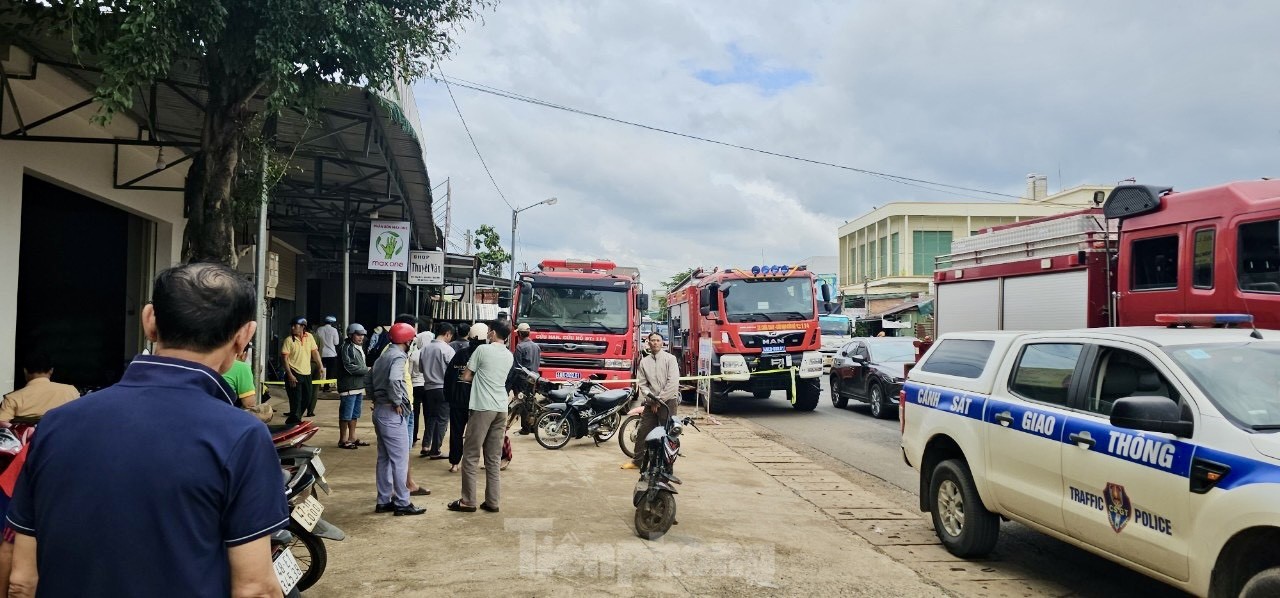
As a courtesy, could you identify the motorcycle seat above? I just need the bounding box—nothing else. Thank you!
[590,389,631,409]
[547,388,573,402]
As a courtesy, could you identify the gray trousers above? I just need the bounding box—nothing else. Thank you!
[423,388,449,453]
[461,409,506,507]
[633,398,680,466]
[373,403,411,507]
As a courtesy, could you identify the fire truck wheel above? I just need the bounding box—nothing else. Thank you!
[792,379,820,411]
[708,381,732,413]
[752,389,772,399]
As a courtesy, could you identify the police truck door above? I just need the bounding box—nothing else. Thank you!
[1060,343,1190,581]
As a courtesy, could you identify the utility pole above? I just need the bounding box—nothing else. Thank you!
[443,178,452,253]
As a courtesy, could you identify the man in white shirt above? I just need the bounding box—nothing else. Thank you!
[316,316,340,391]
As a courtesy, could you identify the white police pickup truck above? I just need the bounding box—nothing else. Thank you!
[901,317,1280,597]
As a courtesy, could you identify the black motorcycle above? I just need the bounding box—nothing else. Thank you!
[633,400,698,540]
[533,377,633,450]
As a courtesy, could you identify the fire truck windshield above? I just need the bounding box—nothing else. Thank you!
[520,285,629,334]
[721,278,814,323]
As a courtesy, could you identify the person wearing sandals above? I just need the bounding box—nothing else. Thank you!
[336,324,371,450]
[368,322,426,516]
[448,321,513,514]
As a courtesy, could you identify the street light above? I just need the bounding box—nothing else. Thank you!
[510,197,558,294]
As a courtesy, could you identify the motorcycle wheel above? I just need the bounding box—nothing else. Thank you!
[534,412,572,450]
[634,491,677,540]
[593,412,621,442]
[618,414,641,459]
[287,521,328,592]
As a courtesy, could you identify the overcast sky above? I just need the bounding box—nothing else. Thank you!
[413,0,1280,286]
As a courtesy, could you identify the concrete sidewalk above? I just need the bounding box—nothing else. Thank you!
[285,395,948,597]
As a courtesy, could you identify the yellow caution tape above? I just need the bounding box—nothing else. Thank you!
[263,379,338,386]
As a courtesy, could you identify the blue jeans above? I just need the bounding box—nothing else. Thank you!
[339,393,363,421]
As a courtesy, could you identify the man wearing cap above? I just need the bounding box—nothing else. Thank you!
[316,316,340,392]
[513,322,541,372]
[282,316,325,423]
[337,324,371,449]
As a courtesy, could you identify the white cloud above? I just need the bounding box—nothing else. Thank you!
[416,0,1280,285]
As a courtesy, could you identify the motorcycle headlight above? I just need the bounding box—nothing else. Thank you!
[669,424,683,437]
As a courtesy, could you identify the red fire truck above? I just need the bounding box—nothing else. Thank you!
[666,264,832,411]
[932,180,1280,334]
[505,259,648,387]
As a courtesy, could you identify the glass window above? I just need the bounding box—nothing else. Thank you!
[1238,219,1280,294]
[1165,342,1280,429]
[1193,228,1215,289]
[1084,348,1181,416]
[721,278,814,323]
[913,231,955,276]
[869,239,877,278]
[891,233,900,277]
[1130,235,1179,290]
[878,236,888,278]
[918,338,995,378]
[1009,343,1084,406]
[524,285,629,333]
[867,339,918,362]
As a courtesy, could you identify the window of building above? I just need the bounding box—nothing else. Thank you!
[1130,235,1179,291]
[858,244,866,282]
[1009,343,1084,407]
[878,236,888,278]
[868,239,877,279]
[1192,228,1214,289]
[890,233,900,277]
[912,231,954,276]
[918,339,995,378]
[1239,219,1280,294]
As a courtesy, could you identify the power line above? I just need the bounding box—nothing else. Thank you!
[437,68,514,211]
[432,75,1029,202]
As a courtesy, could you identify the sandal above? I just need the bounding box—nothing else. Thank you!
[447,500,476,513]
[480,503,500,513]
[410,487,431,496]
[354,439,370,446]
[338,441,358,450]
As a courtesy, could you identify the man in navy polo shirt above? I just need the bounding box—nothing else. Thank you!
[6,262,288,597]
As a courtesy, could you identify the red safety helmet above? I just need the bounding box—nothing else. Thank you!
[388,322,417,344]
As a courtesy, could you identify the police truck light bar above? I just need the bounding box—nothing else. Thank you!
[1154,313,1254,328]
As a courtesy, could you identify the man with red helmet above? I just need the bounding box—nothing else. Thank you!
[368,322,425,516]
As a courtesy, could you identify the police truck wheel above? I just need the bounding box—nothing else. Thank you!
[930,459,999,557]
[869,384,894,419]
[1242,567,1280,598]
[831,377,848,408]
[792,378,820,411]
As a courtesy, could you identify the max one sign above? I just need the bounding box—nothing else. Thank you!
[368,221,411,271]
[409,250,444,285]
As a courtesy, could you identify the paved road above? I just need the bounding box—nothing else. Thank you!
[711,377,1190,598]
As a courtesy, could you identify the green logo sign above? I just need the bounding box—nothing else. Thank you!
[376,231,403,260]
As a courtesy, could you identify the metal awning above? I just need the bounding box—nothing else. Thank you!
[0,34,438,267]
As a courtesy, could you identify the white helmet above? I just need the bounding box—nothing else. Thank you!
[468,322,489,340]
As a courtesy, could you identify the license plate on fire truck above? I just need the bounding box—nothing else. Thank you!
[291,495,325,531]
[273,547,304,594]
[556,372,581,379]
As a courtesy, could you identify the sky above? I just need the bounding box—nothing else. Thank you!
[413,0,1280,287]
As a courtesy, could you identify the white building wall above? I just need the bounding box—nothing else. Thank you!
[0,48,189,392]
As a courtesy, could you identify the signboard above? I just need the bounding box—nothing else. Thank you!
[367,221,411,271]
[408,250,444,284]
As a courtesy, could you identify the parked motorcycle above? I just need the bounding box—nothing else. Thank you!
[633,401,698,540]
[507,366,555,434]
[533,377,633,450]
[617,404,645,459]
[272,422,346,593]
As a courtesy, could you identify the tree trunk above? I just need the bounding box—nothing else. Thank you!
[181,63,253,265]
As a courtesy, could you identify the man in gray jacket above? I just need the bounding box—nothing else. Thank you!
[623,332,682,469]
[418,321,455,458]
[369,322,425,516]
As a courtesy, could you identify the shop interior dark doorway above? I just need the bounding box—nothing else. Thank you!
[15,175,151,392]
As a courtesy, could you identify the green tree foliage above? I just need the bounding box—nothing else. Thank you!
[10,0,494,264]
[473,224,510,277]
